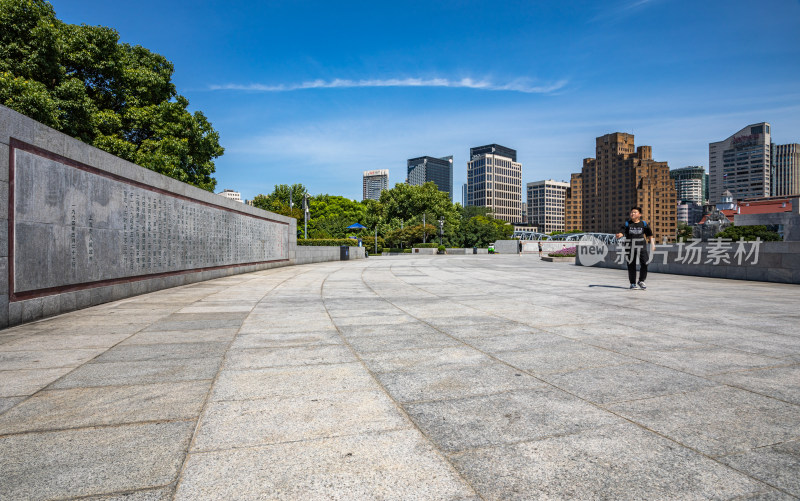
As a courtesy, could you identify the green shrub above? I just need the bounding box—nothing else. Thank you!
[413,243,439,248]
[297,239,358,246]
[403,249,412,253]
[438,245,446,253]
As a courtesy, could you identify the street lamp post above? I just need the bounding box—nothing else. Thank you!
[303,192,309,240]
[438,217,444,246]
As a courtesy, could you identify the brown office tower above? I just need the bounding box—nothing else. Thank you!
[565,172,583,231]
[564,133,677,241]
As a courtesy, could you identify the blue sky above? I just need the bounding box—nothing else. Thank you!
[53,0,800,202]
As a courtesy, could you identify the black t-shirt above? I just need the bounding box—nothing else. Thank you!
[620,220,652,240]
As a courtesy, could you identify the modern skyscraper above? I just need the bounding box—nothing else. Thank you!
[466,144,522,223]
[462,183,468,206]
[406,156,453,200]
[709,123,771,203]
[670,166,707,205]
[526,179,569,233]
[363,169,389,201]
[772,143,800,196]
[564,133,677,241]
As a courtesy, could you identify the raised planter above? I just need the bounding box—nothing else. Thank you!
[541,256,576,263]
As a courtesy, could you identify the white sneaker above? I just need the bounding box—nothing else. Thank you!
[638,281,646,290]
[630,283,638,290]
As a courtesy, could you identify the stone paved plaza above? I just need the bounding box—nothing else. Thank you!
[0,255,798,500]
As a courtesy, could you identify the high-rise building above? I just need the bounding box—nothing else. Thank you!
[564,133,677,241]
[462,183,468,206]
[565,172,583,231]
[676,201,704,226]
[406,156,453,200]
[466,144,522,223]
[670,166,707,205]
[217,189,243,203]
[772,143,800,196]
[363,169,389,201]
[526,179,569,233]
[709,123,771,203]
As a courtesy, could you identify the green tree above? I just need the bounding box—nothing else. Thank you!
[461,215,513,247]
[373,182,460,244]
[307,194,367,239]
[715,224,781,242]
[250,184,308,220]
[676,221,694,241]
[0,0,223,191]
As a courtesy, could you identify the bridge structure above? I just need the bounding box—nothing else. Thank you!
[513,231,620,245]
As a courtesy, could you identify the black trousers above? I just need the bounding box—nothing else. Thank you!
[626,242,649,284]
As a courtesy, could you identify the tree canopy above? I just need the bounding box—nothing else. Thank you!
[715,224,782,242]
[0,0,223,191]
[254,182,513,248]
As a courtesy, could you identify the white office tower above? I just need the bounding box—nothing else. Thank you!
[526,179,569,233]
[363,169,389,201]
[467,144,522,223]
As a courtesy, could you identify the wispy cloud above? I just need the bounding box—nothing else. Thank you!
[209,77,568,94]
[588,0,660,23]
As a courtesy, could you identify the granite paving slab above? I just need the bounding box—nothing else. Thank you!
[633,346,790,376]
[91,341,229,363]
[0,396,23,414]
[359,346,494,374]
[376,363,546,403]
[542,362,720,404]
[716,440,800,496]
[210,363,380,401]
[0,348,106,370]
[449,422,769,500]
[224,344,357,370]
[50,358,221,389]
[175,430,478,500]
[230,330,342,349]
[0,421,194,500]
[0,332,131,351]
[193,390,410,451]
[0,367,74,396]
[710,364,800,405]
[345,331,461,353]
[493,339,637,375]
[0,381,210,434]
[336,321,441,338]
[405,387,622,453]
[120,328,240,345]
[608,386,800,456]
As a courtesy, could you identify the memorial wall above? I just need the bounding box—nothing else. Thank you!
[1,104,297,327]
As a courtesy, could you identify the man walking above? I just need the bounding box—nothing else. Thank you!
[615,206,654,290]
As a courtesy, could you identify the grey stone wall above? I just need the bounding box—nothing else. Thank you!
[0,104,303,327]
[576,241,800,284]
[295,246,365,265]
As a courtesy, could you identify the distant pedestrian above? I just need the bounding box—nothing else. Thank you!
[538,241,543,257]
[615,206,654,290]
[518,240,522,255]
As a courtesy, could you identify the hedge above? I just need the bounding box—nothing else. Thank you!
[412,243,439,248]
[297,239,358,246]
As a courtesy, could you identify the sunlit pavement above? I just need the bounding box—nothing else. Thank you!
[1,255,798,500]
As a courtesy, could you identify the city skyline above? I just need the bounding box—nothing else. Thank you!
[53,0,800,201]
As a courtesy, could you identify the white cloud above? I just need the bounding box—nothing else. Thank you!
[209,77,568,94]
